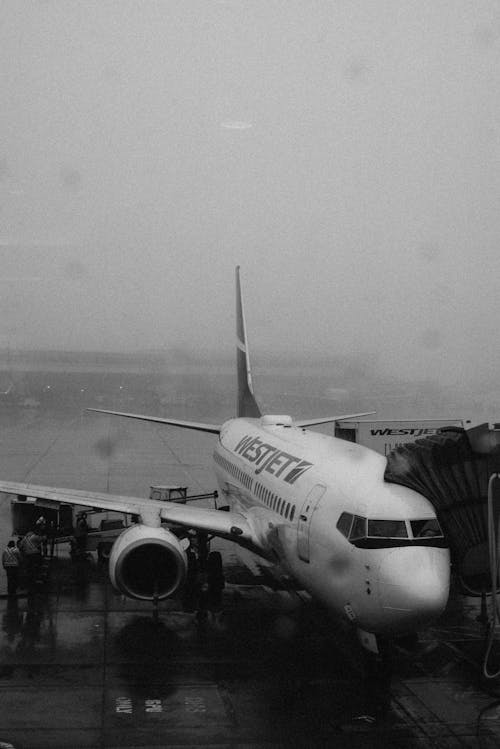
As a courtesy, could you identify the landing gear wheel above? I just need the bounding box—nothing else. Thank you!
[206,551,225,613]
[206,551,223,579]
[97,542,113,563]
[197,532,209,570]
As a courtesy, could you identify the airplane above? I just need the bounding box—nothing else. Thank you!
[0,267,450,656]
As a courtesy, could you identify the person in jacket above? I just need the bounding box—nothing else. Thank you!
[74,513,89,554]
[2,540,21,597]
[18,529,43,584]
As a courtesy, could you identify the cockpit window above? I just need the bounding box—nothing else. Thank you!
[349,515,367,540]
[336,511,446,548]
[367,519,408,538]
[336,512,353,538]
[410,518,443,538]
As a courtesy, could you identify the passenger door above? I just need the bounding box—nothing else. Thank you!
[297,484,326,563]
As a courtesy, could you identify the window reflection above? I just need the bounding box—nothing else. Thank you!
[410,518,443,538]
[368,519,407,538]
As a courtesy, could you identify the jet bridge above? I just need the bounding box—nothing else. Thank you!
[384,423,500,594]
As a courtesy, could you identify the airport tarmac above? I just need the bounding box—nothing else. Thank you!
[0,410,500,748]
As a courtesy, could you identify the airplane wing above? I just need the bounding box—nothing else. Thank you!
[87,408,221,434]
[294,411,376,428]
[158,503,252,542]
[0,480,255,545]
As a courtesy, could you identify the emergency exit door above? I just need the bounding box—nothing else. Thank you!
[297,484,326,563]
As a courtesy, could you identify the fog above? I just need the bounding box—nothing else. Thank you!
[1,1,499,398]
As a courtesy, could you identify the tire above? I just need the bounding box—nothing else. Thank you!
[97,542,113,562]
[206,551,223,576]
[206,551,224,590]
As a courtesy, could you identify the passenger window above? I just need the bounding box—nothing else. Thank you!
[368,519,408,538]
[336,512,353,538]
[349,515,367,540]
[290,505,295,521]
[285,503,290,519]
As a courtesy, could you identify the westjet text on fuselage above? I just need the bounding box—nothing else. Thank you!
[234,434,313,484]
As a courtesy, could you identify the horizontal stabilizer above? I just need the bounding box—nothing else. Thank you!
[87,408,221,434]
[295,411,376,429]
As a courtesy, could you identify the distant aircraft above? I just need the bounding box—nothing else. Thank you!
[0,267,449,655]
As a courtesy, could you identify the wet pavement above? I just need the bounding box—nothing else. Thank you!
[0,411,499,747]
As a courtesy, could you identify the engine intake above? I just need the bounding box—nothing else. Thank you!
[109,524,187,601]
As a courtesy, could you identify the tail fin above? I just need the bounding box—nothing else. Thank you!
[236,266,261,418]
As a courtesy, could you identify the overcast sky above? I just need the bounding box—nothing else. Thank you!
[1,1,499,388]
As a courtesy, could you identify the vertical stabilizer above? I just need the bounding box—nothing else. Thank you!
[236,266,262,417]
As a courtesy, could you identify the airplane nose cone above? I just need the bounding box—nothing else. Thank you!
[377,547,450,633]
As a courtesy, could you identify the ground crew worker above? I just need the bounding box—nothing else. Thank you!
[2,540,21,597]
[19,529,43,584]
[46,519,57,558]
[35,516,48,556]
[74,513,89,554]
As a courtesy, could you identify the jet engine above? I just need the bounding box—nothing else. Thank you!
[109,524,188,601]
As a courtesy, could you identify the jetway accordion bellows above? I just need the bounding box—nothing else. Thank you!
[384,425,500,593]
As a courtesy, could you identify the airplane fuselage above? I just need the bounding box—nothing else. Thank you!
[213,415,450,637]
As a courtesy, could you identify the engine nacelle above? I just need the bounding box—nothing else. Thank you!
[109,524,187,601]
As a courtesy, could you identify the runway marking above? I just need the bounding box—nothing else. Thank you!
[115,697,132,714]
[115,697,164,715]
[184,695,207,713]
[114,694,209,716]
[145,699,162,713]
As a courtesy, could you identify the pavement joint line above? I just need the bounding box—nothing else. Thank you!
[391,680,460,745]
[440,637,490,672]
[99,561,109,749]
[154,425,205,492]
